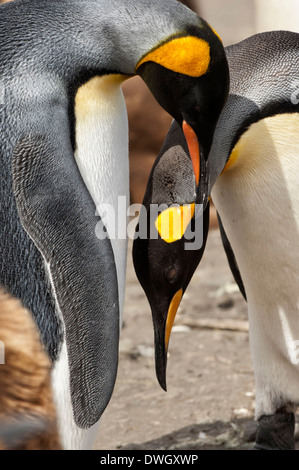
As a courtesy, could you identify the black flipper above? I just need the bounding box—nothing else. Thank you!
[12,134,119,429]
[217,211,247,301]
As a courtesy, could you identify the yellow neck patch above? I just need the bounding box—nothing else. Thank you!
[221,144,240,173]
[75,74,129,118]
[222,113,299,174]
[155,203,195,243]
[211,27,222,42]
[136,36,210,78]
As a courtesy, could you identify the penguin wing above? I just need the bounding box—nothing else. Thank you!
[217,212,247,301]
[12,133,119,429]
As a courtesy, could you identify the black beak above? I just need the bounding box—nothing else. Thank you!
[153,288,183,391]
[152,202,210,391]
[153,320,168,392]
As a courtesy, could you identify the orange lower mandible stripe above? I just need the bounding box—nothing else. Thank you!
[165,289,183,352]
[182,120,200,185]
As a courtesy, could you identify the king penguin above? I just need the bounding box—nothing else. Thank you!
[0,0,228,449]
[133,30,299,450]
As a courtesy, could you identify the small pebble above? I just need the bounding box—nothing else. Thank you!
[217,298,234,309]
[137,344,154,358]
[172,325,191,333]
[233,407,250,417]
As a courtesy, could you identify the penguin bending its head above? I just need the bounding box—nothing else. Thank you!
[0,0,228,449]
[133,30,299,450]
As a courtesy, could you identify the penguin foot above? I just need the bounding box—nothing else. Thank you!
[254,409,295,450]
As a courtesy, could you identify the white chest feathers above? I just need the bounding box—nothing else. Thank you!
[212,113,299,417]
[74,74,130,314]
[212,112,299,298]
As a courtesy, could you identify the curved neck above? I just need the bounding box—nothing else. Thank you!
[1,0,199,82]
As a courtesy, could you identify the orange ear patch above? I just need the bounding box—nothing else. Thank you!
[136,36,210,78]
[155,203,195,243]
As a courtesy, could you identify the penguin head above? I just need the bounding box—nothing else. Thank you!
[133,20,228,390]
[133,122,210,391]
[136,19,229,209]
